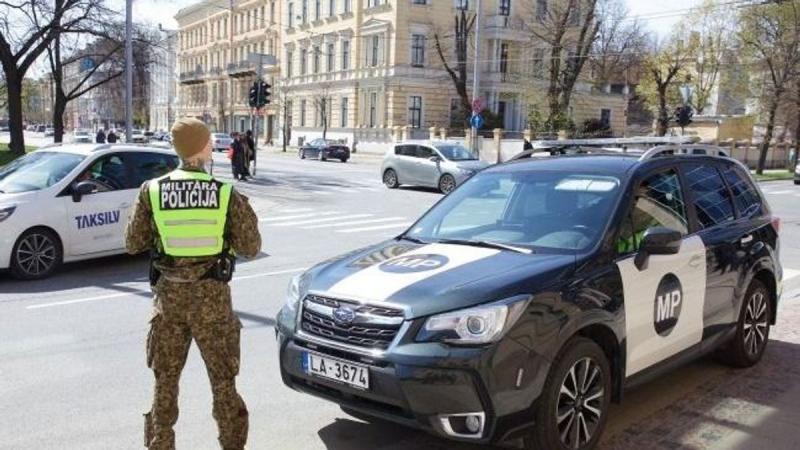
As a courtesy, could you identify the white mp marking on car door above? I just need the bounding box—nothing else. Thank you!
[327,243,500,302]
[618,235,707,377]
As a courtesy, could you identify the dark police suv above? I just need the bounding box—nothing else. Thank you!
[276,146,782,450]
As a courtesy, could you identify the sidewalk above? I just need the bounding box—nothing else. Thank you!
[598,296,800,450]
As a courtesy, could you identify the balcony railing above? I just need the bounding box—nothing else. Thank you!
[227,60,257,77]
[179,69,205,84]
[485,14,528,41]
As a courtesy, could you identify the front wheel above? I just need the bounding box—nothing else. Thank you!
[439,174,457,195]
[318,150,327,162]
[719,279,771,368]
[299,149,306,159]
[525,337,611,450]
[383,169,399,189]
[10,228,63,280]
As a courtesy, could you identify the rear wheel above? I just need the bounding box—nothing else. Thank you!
[299,149,306,159]
[319,151,327,161]
[340,157,348,163]
[525,337,611,450]
[719,279,771,368]
[794,179,799,185]
[439,174,457,194]
[10,228,62,280]
[383,169,399,189]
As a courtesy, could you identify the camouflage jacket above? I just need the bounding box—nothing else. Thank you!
[125,167,261,282]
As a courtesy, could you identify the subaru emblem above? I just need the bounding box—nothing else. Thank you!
[333,306,357,324]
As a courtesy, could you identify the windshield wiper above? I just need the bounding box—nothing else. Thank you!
[437,238,533,254]
[398,235,428,245]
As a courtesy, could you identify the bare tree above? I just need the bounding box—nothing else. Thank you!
[0,71,7,110]
[639,32,694,136]
[525,0,601,129]
[312,83,331,140]
[685,0,735,114]
[589,0,646,90]
[433,7,475,128]
[0,0,99,154]
[740,0,800,174]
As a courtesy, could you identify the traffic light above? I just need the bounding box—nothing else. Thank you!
[674,105,693,128]
[259,80,272,106]
[248,82,258,108]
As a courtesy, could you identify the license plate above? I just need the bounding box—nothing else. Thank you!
[302,351,370,390]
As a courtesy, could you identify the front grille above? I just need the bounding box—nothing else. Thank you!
[300,294,404,351]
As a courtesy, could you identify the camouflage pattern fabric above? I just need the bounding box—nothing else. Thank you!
[125,165,261,450]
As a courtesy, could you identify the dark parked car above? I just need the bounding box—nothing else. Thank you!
[299,138,350,162]
[277,147,782,449]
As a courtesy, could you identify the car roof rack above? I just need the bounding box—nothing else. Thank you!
[640,144,730,160]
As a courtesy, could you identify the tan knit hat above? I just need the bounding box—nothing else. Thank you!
[171,118,211,159]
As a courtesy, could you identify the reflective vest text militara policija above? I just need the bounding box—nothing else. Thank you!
[149,169,233,257]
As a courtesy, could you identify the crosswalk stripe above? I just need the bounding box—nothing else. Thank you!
[259,212,337,222]
[336,222,413,233]
[301,217,408,230]
[266,214,374,227]
[275,208,313,213]
[785,268,800,281]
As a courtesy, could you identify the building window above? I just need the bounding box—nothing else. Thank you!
[329,0,336,16]
[300,100,307,126]
[340,97,348,127]
[499,0,511,16]
[344,0,351,13]
[288,2,294,27]
[411,34,425,67]
[499,43,509,78]
[371,35,380,66]
[271,2,276,23]
[286,50,294,77]
[367,0,382,7]
[456,0,469,10]
[532,48,544,77]
[300,48,308,74]
[327,43,334,71]
[342,40,350,69]
[409,96,422,128]
[313,46,320,73]
[536,0,547,21]
[315,0,321,21]
[369,92,377,127]
[413,0,427,4]
[600,109,611,128]
[302,0,308,23]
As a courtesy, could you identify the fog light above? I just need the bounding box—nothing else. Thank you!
[465,415,481,433]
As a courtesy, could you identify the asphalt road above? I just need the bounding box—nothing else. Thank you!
[1,147,799,450]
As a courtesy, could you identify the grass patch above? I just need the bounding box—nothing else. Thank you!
[752,170,795,182]
[0,143,35,166]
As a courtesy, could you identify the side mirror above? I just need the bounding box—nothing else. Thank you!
[71,181,96,202]
[429,155,441,163]
[634,227,682,271]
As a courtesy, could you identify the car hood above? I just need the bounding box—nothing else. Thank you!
[0,190,40,207]
[305,241,575,319]
[452,160,490,171]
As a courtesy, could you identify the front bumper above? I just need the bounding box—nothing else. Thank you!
[277,324,550,445]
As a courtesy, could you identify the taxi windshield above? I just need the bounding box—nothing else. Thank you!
[405,171,621,252]
[434,144,478,161]
[0,151,85,194]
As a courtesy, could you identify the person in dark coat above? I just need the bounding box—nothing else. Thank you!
[107,130,118,143]
[245,130,256,163]
[230,132,250,181]
[96,129,106,144]
[523,139,534,151]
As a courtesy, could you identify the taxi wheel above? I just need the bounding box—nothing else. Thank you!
[10,228,62,280]
[383,169,399,189]
[319,151,327,162]
[525,337,611,450]
[439,174,457,195]
[720,279,771,368]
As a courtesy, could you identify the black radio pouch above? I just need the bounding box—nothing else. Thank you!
[149,249,162,286]
[212,250,235,282]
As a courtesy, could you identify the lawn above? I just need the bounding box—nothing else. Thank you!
[752,169,795,182]
[0,143,35,166]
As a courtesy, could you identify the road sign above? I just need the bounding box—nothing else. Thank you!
[471,98,485,113]
[470,114,484,130]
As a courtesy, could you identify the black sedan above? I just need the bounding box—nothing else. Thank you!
[299,138,350,162]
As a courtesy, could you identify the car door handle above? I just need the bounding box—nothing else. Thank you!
[118,202,131,209]
[688,255,704,268]
[740,235,754,245]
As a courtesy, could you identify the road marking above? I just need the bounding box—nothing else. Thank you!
[785,268,800,281]
[336,222,413,233]
[266,214,374,227]
[301,217,408,230]
[25,268,307,310]
[768,190,794,195]
[274,208,313,213]
[259,212,337,222]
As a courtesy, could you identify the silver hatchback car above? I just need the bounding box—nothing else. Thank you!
[381,141,489,194]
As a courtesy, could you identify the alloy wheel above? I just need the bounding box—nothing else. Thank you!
[384,170,398,188]
[15,232,57,277]
[440,175,456,194]
[556,357,605,449]
[743,291,769,357]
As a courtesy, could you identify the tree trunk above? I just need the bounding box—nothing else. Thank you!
[53,90,67,143]
[757,98,779,175]
[5,73,26,155]
[655,85,669,136]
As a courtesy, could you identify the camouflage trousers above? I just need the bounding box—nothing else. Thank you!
[144,278,248,450]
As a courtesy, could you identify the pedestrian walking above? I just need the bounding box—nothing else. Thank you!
[230,132,250,181]
[95,128,106,144]
[107,130,118,144]
[125,118,261,450]
[523,139,533,151]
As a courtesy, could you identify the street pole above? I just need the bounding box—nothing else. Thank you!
[125,0,133,142]
[253,55,264,176]
[471,0,483,156]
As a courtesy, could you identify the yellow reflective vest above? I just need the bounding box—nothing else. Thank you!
[149,169,233,257]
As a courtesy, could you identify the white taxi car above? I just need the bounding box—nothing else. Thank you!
[0,143,179,279]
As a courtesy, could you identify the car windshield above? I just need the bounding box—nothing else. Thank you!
[434,144,477,161]
[213,133,229,139]
[0,151,85,194]
[405,170,621,252]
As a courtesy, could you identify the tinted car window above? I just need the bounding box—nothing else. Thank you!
[722,165,762,218]
[127,152,179,188]
[617,169,688,254]
[416,146,433,159]
[683,163,735,228]
[395,145,414,157]
[78,154,127,192]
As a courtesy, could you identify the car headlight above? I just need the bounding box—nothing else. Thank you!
[417,295,530,345]
[0,206,16,222]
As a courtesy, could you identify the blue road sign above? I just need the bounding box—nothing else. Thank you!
[470,114,484,129]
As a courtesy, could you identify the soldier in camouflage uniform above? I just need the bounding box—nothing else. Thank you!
[125,118,261,450]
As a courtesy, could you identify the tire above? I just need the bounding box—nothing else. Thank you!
[794,179,799,185]
[719,279,771,368]
[340,157,348,163]
[10,228,63,280]
[524,337,612,450]
[319,151,327,162]
[299,149,306,159]
[383,169,399,189]
[439,174,457,195]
